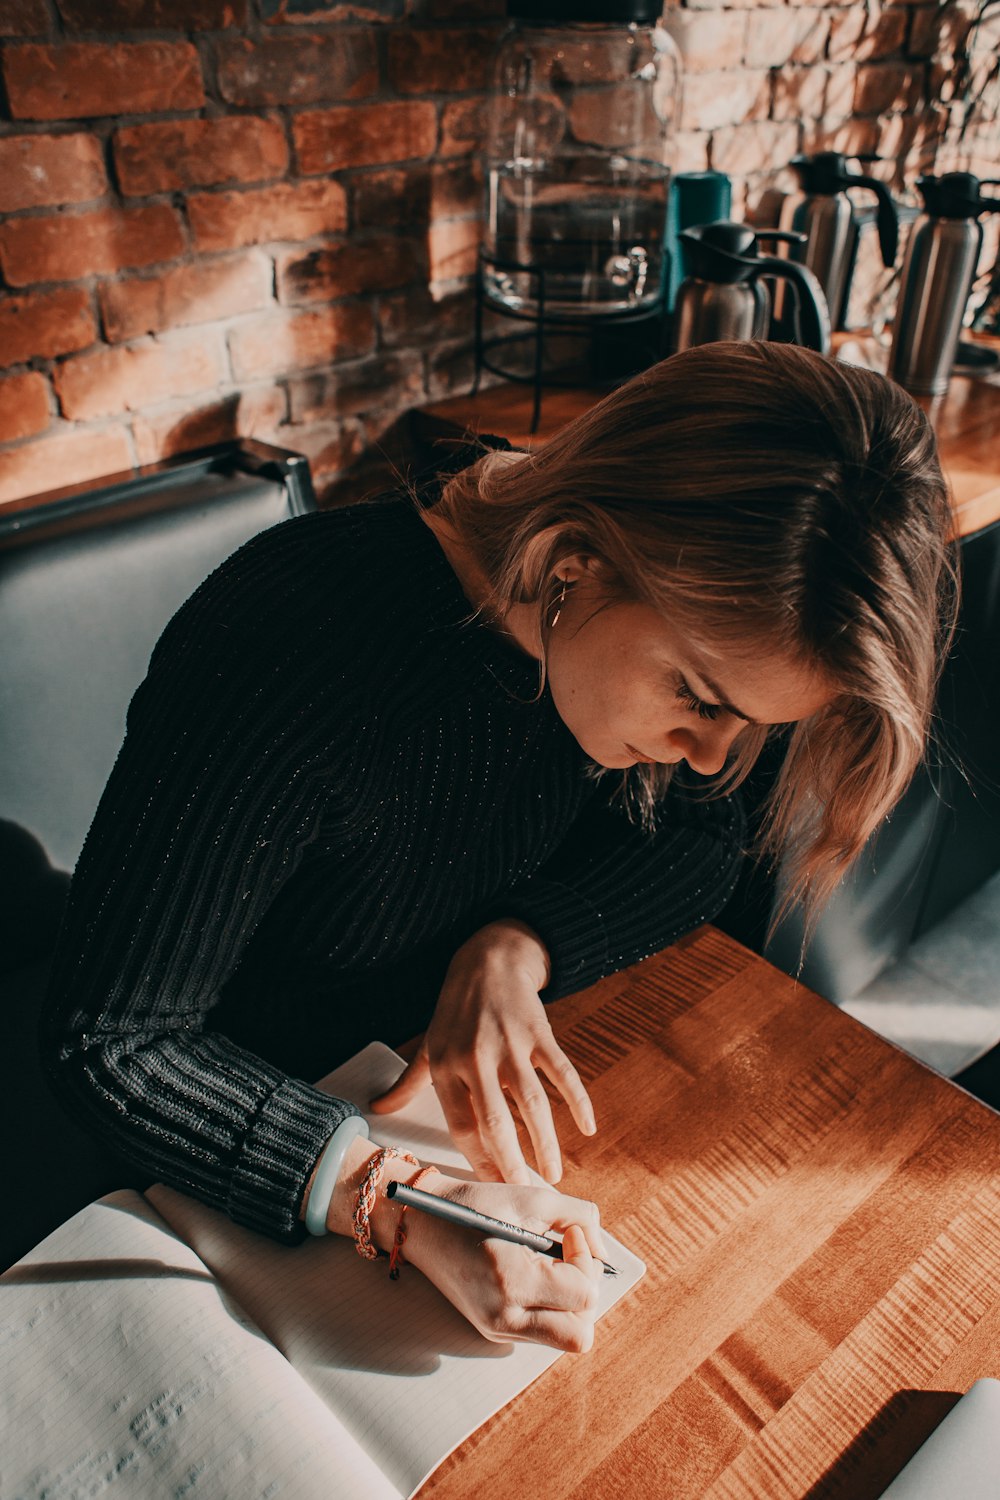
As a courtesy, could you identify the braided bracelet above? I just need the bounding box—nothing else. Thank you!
[352,1146,420,1262]
[388,1164,438,1280]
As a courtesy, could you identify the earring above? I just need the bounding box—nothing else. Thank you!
[549,576,569,628]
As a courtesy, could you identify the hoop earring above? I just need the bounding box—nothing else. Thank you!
[549,577,569,629]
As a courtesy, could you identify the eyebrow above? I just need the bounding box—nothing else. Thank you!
[691,668,757,725]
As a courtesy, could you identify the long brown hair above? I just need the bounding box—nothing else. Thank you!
[433,341,958,925]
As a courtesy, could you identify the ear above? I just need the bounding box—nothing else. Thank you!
[518,528,610,597]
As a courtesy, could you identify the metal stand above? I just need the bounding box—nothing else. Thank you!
[473,249,669,434]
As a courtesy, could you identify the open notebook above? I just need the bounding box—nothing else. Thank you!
[0,1042,644,1499]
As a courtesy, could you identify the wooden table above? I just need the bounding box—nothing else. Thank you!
[423,925,1000,1500]
[415,333,1000,542]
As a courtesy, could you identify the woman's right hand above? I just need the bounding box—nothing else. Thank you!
[311,1138,605,1354]
[399,1171,604,1353]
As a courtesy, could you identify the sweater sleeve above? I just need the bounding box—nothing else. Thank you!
[41,535,364,1245]
[488,775,746,1000]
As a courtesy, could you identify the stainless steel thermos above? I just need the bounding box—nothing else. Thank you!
[674,221,831,354]
[785,151,900,329]
[889,172,1000,397]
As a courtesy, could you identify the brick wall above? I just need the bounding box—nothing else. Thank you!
[0,0,996,507]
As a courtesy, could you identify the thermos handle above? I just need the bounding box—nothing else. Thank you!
[753,257,832,354]
[846,174,900,267]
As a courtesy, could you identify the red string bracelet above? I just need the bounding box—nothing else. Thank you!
[388,1165,438,1280]
[352,1146,420,1262]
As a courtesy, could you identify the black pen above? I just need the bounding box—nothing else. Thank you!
[386,1180,619,1275]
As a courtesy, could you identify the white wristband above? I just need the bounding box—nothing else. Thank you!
[305,1115,371,1237]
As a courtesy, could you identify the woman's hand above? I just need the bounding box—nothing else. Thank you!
[370,920,596,1185]
[401,1173,604,1353]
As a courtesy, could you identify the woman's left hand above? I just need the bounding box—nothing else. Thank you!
[369,919,596,1185]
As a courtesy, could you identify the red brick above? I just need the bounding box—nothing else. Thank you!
[0,425,133,507]
[294,101,437,174]
[801,116,880,159]
[425,337,478,404]
[429,216,479,285]
[662,10,747,73]
[131,384,287,465]
[909,6,946,60]
[438,98,486,157]
[188,179,347,253]
[678,69,771,131]
[386,27,498,94]
[57,0,248,27]
[228,303,375,381]
[670,130,711,174]
[215,31,377,106]
[0,131,106,212]
[825,62,861,120]
[114,117,288,195]
[0,371,51,442]
[377,282,475,349]
[744,8,829,68]
[0,203,184,287]
[829,5,908,62]
[710,118,801,176]
[0,0,49,35]
[287,350,424,422]
[276,235,420,305]
[3,41,204,120]
[772,65,829,122]
[351,159,481,232]
[261,0,404,22]
[100,252,272,341]
[854,62,922,116]
[54,330,226,421]
[0,287,96,366]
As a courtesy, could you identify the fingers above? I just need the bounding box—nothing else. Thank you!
[368,1048,431,1113]
[461,1075,533,1186]
[505,1227,601,1353]
[535,1037,597,1140]
[505,1059,562,1184]
[542,1195,607,1264]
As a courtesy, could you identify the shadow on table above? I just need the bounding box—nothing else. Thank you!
[804,1387,961,1499]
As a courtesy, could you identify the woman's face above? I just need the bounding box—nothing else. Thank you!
[544,575,834,774]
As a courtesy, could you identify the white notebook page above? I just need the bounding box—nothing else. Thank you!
[150,1042,646,1499]
[0,1191,397,1500]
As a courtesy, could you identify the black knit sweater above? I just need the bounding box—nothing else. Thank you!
[43,482,745,1244]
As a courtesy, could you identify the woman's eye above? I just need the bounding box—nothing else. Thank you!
[676,677,723,721]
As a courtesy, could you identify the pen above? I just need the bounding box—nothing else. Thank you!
[386,1180,619,1275]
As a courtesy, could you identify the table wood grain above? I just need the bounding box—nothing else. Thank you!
[420,925,1000,1500]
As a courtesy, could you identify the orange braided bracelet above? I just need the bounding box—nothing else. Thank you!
[352,1146,420,1262]
[388,1165,438,1280]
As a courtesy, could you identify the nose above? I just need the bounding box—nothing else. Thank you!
[666,718,743,777]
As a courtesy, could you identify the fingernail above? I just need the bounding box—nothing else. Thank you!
[583,1115,596,1136]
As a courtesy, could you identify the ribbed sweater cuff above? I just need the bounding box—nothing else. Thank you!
[487,877,611,1002]
[227,1079,362,1243]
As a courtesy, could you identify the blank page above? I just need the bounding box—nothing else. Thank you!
[150,1043,646,1498]
[0,1191,398,1500]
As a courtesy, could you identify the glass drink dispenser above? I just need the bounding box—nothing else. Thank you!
[478,0,681,415]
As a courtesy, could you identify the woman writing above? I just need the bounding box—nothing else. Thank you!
[43,341,956,1355]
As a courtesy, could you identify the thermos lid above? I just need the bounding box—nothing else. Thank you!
[678,221,759,283]
[791,152,865,194]
[917,172,1000,218]
[507,0,662,21]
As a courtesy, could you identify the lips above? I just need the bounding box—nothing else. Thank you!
[625,744,656,765]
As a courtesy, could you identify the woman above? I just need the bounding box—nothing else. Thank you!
[43,341,956,1356]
